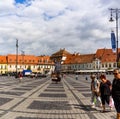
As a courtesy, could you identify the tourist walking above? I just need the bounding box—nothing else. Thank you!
[99,74,112,112]
[112,69,120,119]
[18,72,23,82]
[90,74,102,108]
[75,73,78,80]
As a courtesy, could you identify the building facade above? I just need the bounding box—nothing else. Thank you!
[0,48,118,75]
[0,54,54,75]
[59,48,118,73]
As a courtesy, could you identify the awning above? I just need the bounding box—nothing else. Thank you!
[75,69,106,73]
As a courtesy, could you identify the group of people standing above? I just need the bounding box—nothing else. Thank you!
[90,68,120,119]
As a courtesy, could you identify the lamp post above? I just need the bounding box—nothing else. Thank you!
[16,39,18,78]
[21,50,25,70]
[109,8,120,68]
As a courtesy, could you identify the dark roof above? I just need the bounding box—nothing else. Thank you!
[50,48,71,59]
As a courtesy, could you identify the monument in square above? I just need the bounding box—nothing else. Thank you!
[50,48,70,82]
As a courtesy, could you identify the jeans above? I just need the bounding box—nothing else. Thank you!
[91,92,102,106]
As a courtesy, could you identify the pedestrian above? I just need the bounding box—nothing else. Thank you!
[19,72,23,82]
[90,74,102,108]
[99,74,112,112]
[75,73,78,80]
[35,73,37,78]
[85,76,88,80]
[112,68,120,119]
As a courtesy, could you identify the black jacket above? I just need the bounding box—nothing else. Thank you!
[100,80,111,96]
[112,78,120,99]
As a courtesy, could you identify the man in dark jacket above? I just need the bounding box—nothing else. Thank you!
[112,69,120,119]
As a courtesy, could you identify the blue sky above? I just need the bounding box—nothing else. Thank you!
[14,0,32,7]
[15,0,26,4]
[0,0,119,56]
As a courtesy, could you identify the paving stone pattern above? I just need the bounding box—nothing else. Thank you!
[0,97,12,106]
[0,75,116,119]
[28,101,71,110]
[39,93,67,97]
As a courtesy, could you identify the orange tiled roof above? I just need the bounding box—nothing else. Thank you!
[95,48,117,62]
[37,55,53,64]
[0,48,119,65]
[7,54,38,64]
[79,54,95,63]
[0,56,7,64]
[63,53,95,64]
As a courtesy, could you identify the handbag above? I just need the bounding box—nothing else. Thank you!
[109,96,114,108]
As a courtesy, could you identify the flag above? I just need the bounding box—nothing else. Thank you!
[111,31,116,52]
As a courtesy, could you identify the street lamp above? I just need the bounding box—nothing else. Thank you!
[109,8,120,68]
[16,39,18,78]
[21,50,25,69]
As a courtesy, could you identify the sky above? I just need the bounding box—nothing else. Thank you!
[0,0,120,56]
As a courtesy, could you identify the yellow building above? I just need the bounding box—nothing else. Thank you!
[0,54,54,75]
[0,56,7,74]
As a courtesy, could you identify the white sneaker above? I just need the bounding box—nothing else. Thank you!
[91,105,95,108]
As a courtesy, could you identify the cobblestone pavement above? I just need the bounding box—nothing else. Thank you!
[0,75,116,119]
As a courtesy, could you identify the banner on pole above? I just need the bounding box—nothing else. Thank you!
[111,31,116,52]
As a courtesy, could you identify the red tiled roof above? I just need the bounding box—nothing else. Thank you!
[95,48,117,62]
[0,48,119,65]
[63,53,95,64]
[0,56,7,64]
[7,54,38,64]
[37,55,53,64]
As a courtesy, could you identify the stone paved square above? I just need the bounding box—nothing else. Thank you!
[28,101,71,110]
[0,75,116,119]
[39,93,67,97]
[12,88,32,91]
[16,117,45,119]
[82,93,91,97]
[0,97,13,106]
[44,89,65,92]
[0,91,25,96]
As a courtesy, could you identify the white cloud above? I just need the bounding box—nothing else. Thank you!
[0,0,119,55]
